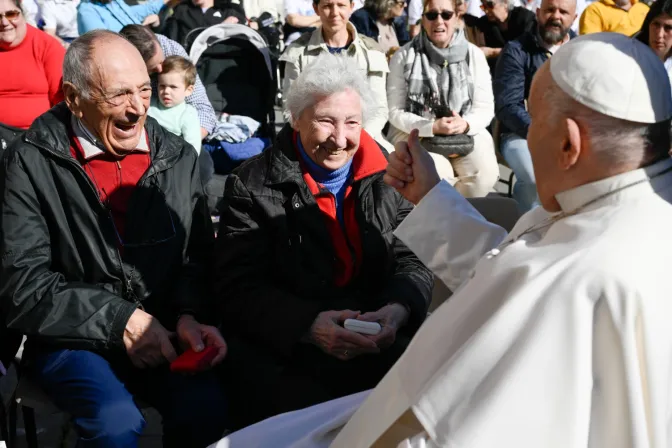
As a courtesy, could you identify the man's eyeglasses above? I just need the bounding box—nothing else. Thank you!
[424,10,455,20]
[480,1,496,9]
[0,10,21,21]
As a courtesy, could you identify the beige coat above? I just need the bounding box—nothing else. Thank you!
[280,23,391,148]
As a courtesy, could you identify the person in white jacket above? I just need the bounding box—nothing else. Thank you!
[387,0,499,197]
[280,0,392,150]
[207,32,672,448]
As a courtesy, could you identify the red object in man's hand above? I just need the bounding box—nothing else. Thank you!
[170,346,218,373]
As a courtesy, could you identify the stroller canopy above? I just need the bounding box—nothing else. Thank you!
[189,23,273,78]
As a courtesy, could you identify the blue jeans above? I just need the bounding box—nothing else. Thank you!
[499,133,539,212]
[25,349,228,448]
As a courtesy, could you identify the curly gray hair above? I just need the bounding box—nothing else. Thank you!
[285,53,375,124]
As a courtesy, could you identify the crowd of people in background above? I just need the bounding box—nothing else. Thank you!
[2,0,672,445]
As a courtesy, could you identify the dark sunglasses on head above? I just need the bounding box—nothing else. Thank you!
[0,10,21,21]
[480,0,496,9]
[424,10,454,20]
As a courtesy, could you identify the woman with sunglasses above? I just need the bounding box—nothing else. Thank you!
[386,0,499,197]
[0,0,65,135]
[636,0,672,88]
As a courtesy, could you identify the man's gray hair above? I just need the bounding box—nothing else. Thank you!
[63,30,125,99]
[285,53,374,123]
[544,81,671,167]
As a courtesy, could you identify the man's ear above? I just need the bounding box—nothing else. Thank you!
[559,117,581,170]
[63,82,83,118]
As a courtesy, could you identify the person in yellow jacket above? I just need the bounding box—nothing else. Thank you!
[579,0,649,35]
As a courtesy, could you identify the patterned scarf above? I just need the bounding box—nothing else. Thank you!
[404,28,474,117]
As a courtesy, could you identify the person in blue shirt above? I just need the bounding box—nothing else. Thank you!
[77,0,176,34]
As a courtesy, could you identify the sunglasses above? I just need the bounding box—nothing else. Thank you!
[0,10,21,21]
[480,1,496,9]
[424,10,454,20]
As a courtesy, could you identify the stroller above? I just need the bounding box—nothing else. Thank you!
[189,24,277,214]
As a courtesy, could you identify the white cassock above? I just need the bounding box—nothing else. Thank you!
[212,157,672,448]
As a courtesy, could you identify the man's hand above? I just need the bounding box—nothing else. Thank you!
[357,304,409,349]
[124,309,177,369]
[223,16,239,24]
[142,14,161,27]
[384,129,441,204]
[176,315,228,367]
[480,46,501,59]
[309,310,380,361]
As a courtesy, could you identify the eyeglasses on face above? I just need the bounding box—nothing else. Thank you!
[0,10,21,21]
[424,10,455,20]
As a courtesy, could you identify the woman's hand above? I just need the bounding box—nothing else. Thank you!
[433,112,469,135]
[308,310,380,361]
[357,304,409,350]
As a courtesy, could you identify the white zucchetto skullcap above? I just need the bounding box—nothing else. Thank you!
[550,32,672,124]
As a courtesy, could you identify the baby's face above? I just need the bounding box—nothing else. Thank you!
[157,71,193,107]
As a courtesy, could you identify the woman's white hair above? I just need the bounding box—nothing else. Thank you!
[544,80,671,167]
[285,53,375,124]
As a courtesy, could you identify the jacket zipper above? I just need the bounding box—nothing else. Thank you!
[25,138,146,309]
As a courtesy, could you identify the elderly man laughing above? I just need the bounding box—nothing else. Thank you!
[0,30,227,447]
[215,53,432,429]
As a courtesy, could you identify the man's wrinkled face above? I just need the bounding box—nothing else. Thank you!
[67,39,152,157]
[314,0,353,35]
[537,0,576,45]
[482,0,509,23]
[293,89,363,171]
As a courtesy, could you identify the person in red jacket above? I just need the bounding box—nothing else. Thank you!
[0,0,65,130]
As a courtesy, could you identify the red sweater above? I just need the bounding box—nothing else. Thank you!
[297,130,388,287]
[0,26,65,129]
[70,135,151,243]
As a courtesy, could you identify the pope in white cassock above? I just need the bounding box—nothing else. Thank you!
[211,32,672,448]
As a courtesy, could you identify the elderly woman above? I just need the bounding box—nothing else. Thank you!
[350,0,410,54]
[0,0,64,137]
[215,53,433,429]
[387,0,499,197]
[280,0,392,150]
[77,0,177,34]
[636,0,672,87]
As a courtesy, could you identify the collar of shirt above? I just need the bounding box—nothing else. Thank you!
[309,22,359,55]
[554,157,672,212]
[71,115,149,160]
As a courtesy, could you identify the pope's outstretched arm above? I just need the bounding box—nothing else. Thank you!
[384,129,509,292]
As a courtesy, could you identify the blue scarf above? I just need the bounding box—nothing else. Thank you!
[297,134,353,224]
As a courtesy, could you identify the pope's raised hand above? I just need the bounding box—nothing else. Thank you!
[384,129,441,205]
